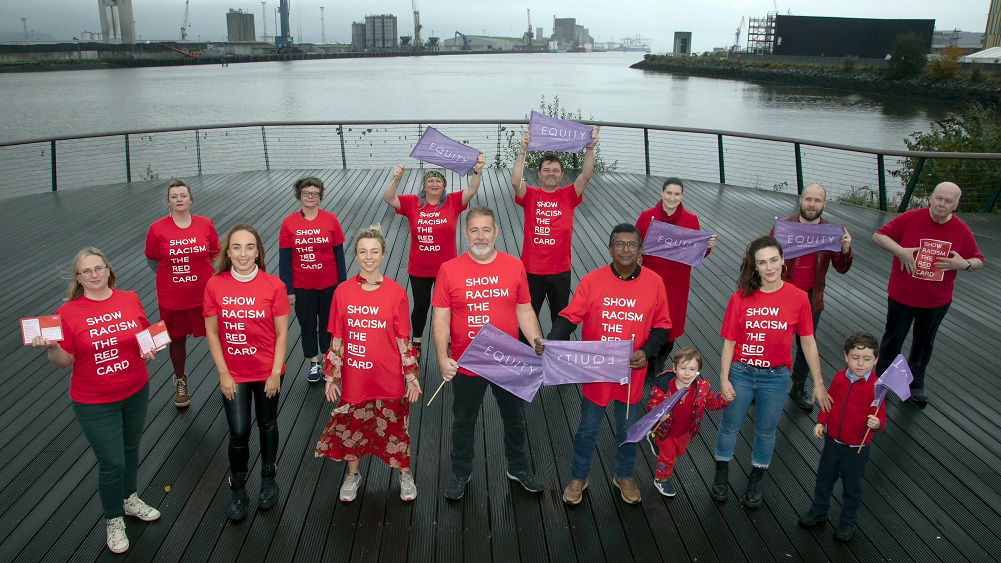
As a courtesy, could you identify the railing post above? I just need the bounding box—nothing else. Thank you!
[794,142,804,195]
[50,140,57,192]
[983,177,1001,213]
[717,134,725,184]
[261,126,271,170]
[195,129,203,175]
[897,157,925,213]
[125,134,132,183]
[876,154,886,211]
[572,152,579,169]
[337,125,347,170]
[643,128,650,175]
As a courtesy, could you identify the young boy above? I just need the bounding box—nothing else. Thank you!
[647,348,730,497]
[799,332,886,541]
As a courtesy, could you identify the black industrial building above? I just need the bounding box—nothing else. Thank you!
[774,15,934,58]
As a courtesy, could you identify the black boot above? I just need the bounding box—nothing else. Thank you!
[710,460,729,501]
[788,382,814,412]
[258,463,280,510]
[228,472,248,521]
[743,467,766,509]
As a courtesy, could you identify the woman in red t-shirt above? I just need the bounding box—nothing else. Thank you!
[204,223,290,522]
[31,247,161,554]
[144,178,219,408]
[710,236,832,508]
[278,176,346,383]
[635,177,717,374]
[382,153,484,357]
[315,226,421,503]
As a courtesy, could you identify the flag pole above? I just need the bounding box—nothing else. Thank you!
[427,380,447,406]
[857,406,880,454]
[626,378,631,420]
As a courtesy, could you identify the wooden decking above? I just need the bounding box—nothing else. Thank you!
[0,168,999,563]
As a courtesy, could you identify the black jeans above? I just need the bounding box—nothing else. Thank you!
[294,285,336,358]
[876,297,951,390]
[809,434,870,525]
[223,381,280,474]
[527,270,572,328]
[450,374,530,478]
[792,291,821,390]
[409,275,436,341]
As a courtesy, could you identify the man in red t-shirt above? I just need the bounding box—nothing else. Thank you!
[872,182,984,404]
[768,183,853,411]
[510,128,598,332]
[431,205,545,501]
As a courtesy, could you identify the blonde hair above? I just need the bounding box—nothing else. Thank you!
[66,247,115,301]
[352,224,386,253]
[215,222,266,274]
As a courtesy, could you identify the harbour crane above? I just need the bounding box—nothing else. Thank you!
[412,0,422,47]
[454,31,471,50]
[180,0,191,41]
[734,16,744,50]
[523,8,533,45]
[276,0,294,53]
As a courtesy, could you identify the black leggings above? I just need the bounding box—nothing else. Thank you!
[294,285,335,358]
[223,381,280,474]
[409,275,436,341]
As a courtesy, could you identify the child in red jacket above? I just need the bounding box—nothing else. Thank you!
[799,332,886,542]
[647,348,730,497]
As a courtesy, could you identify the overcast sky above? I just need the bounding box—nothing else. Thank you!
[1,1,991,52]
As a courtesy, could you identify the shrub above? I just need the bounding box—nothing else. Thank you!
[886,33,928,79]
[927,45,961,82]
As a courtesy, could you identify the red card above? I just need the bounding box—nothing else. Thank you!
[136,320,171,354]
[912,239,952,282]
[21,315,64,345]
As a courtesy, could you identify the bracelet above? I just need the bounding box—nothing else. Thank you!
[519,150,526,155]
[472,170,480,175]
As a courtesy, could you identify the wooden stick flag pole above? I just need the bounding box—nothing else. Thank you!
[857,406,880,454]
[427,380,447,406]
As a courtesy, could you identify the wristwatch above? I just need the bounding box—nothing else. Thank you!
[965,260,972,271]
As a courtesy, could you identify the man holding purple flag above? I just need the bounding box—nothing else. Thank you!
[457,323,543,402]
[799,332,886,542]
[510,122,598,335]
[768,183,853,411]
[544,224,671,505]
[431,206,546,501]
[540,339,632,386]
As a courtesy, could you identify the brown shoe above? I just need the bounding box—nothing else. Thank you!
[174,374,190,408]
[562,478,588,505]
[613,477,641,504]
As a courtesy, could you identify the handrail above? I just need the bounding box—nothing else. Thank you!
[4,119,1000,160]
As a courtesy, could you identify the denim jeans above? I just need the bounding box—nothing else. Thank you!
[714,362,791,468]
[570,398,638,480]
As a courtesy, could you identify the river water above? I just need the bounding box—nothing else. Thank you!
[0,52,954,148]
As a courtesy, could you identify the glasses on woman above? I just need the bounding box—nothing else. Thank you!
[79,265,107,277]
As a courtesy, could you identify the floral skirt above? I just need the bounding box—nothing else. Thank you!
[314,397,411,468]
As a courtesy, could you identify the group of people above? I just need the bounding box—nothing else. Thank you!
[30,130,984,552]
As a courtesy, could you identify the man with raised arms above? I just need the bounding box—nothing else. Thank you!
[432,205,546,500]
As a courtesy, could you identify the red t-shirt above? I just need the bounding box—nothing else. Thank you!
[787,251,817,292]
[203,270,291,383]
[396,193,468,278]
[515,184,582,275]
[278,210,346,290]
[57,290,151,404]
[559,266,672,406]
[144,215,219,311]
[721,283,813,369]
[431,251,531,376]
[876,208,984,308]
[328,278,411,403]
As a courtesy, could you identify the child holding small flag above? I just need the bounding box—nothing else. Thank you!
[799,332,886,541]
[646,348,729,497]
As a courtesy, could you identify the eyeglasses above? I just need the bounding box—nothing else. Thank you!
[300,190,321,198]
[79,265,107,277]
[610,242,641,250]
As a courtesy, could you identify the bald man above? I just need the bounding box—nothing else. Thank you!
[872,182,984,405]
[769,183,853,411]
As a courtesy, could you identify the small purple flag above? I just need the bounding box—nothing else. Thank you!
[525,111,595,153]
[541,339,633,386]
[408,127,481,176]
[620,387,689,446]
[457,323,543,402]
[643,220,714,267]
[871,354,914,407]
[772,220,844,259]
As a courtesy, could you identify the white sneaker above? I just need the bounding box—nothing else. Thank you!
[400,471,417,502]
[339,472,362,502]
[106,516,129,553]
[123,492,161,521]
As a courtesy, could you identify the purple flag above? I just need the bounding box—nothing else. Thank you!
[525,111,595,153]
[408,126,481,176]
[871,354,914,407]
[541,339,633,386]
[772,220,844,259]
[457,323,543,402]
[642,220,713,267]
[620,387,689,446]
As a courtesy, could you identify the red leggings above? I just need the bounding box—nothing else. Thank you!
[656,433,690,479]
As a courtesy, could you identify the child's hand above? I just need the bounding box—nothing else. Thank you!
[866,415,881,430]
[813,424,824,439]
[660,415,669,422]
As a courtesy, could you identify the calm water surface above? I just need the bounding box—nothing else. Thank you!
[0,52,953,148]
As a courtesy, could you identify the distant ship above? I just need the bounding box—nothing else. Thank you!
[605,34,651,53]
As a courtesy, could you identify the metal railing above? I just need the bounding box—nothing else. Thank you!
[2,119,999,212]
